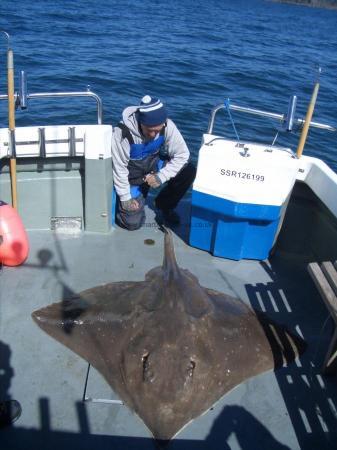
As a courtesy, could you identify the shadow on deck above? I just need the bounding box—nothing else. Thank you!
[1,397,292,450]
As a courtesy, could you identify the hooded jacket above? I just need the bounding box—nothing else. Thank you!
[112,106,190,202]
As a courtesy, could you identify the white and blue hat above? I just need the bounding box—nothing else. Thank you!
[138,95,168,126]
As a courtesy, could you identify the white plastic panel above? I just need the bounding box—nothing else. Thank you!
[0,124,112,160]
[193,134,299,207]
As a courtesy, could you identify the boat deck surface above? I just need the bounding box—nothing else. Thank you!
[1,204,337,450]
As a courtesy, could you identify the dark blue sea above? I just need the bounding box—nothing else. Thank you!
[1,0,337,170]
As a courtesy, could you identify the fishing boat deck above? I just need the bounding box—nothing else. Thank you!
[1,197,337,450]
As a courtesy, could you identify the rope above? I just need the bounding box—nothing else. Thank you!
[224,98,240,142]
[271,130,279,146]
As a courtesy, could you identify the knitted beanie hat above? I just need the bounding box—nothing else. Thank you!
[138,95,168,126]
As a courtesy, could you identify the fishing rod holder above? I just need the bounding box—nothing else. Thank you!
[285,95,297,132]
[0,70,103,124]
[207,97,336,135]
[19,70,27,109]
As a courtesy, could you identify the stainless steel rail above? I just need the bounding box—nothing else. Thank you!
[0,89,103,124]
[207,103,336,134]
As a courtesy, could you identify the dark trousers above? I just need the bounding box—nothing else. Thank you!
[116,162,196,231]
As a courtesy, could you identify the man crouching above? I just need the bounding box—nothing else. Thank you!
[112,95,196,230]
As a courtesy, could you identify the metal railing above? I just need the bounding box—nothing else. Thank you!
[207,101,336,135]
[0,71,103,124]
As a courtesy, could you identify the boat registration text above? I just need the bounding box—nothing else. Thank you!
[220,169,265,182]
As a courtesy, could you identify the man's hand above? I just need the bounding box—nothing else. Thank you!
[144,173,162,189]
[121,199,140,211]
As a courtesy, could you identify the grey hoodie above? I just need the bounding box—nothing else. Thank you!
[112,106,190,202]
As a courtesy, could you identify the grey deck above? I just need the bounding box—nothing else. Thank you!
[1,204,337,450]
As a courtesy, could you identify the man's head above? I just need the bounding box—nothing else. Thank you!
[138,95,167,139]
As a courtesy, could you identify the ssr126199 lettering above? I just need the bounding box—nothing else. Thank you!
[220,169,265,182]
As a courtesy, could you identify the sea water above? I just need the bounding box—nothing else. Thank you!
[0,0,337,170]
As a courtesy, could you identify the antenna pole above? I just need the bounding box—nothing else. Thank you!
[1,31,17,208]
[296,67,321,159]
[7,48,18,208]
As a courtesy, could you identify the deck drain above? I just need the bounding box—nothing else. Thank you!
[51,217,82,233]
[144,239,155,246]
